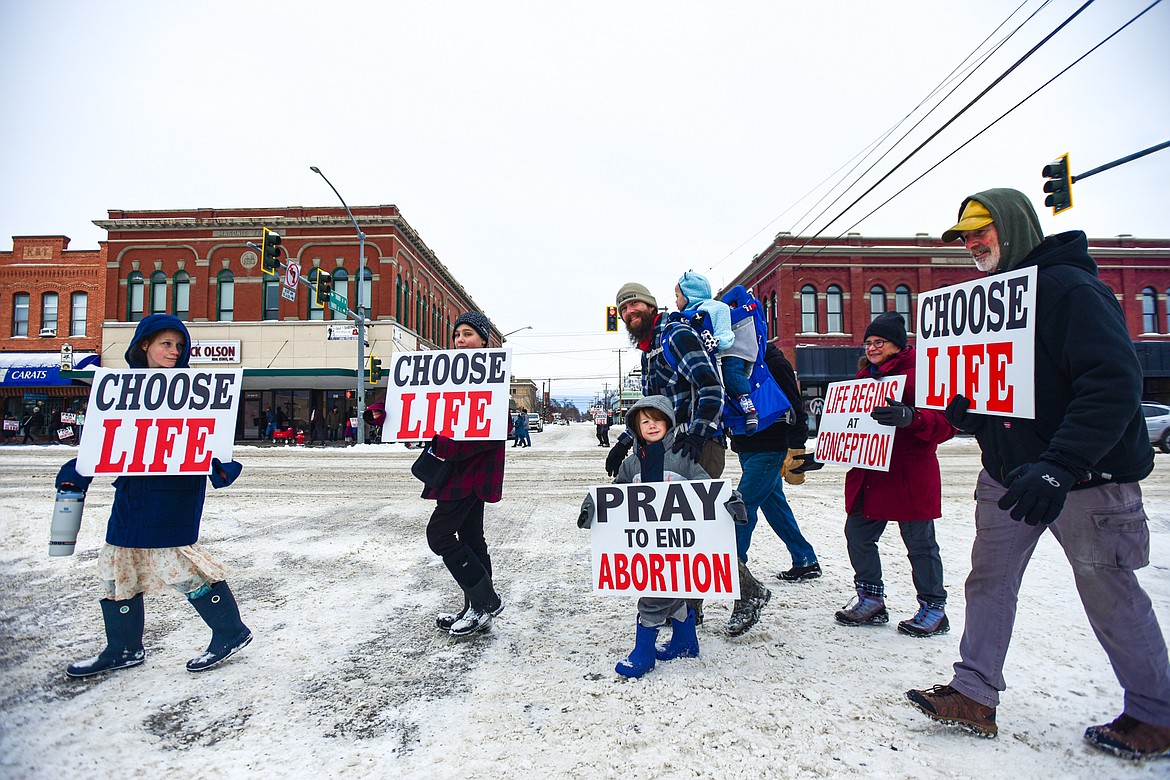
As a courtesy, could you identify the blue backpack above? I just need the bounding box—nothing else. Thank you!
[662,285,791,436]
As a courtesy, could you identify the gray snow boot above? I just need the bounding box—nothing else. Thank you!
[727,561,771,636]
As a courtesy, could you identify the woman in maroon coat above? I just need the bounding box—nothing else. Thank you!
[835,312,955,637]
[426,312,507,637]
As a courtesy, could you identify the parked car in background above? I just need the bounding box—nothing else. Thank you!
[528,413,544,433]
[1143,402,1170,453]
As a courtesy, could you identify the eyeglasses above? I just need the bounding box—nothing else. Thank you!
[862,339,888,350]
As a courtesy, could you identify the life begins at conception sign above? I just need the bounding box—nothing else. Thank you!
[915,267,1037,419]
[75,369,242,476]
[383,348,513,442]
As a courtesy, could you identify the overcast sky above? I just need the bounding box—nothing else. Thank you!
[2,1,1168,405]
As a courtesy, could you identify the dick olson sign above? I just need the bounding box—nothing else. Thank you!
[76,368,242,476]
[815,375,905,472]
[384,348,512,442]
[915,267,1037,419]
[589,480,739,600]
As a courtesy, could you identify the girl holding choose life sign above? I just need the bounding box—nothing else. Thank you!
[55,314,251,677]
[423,312,508,637]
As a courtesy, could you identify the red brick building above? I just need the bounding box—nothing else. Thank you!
[0,236,106,431]
[724,232,1170,402]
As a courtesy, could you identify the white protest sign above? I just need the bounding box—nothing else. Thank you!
[75,368,243,476]
[814,375,905,472]
[915,266,1036,419]
[589,480,739,600]
[383,348,512,442]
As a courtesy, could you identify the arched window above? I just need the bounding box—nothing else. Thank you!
[70,292,88,337]
[127,271,145,322]
[150,271,168,315]
[870,285,887,321]
[826,285,844,333]
[770,291,778,340]
[895,284,913,330]
[262,277,280,321]
[41,292,59,333]
[396,276,405,322]
[800,285,818,333]
[1142,287,1158,333]
[307,268,325,320]
[12,292,30,336]
[333,268,349,312]
[216,271,234,322]
[359,267,373,318]
[173,271,190,320]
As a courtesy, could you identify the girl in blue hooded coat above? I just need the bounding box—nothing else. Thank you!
[56,314,252,677]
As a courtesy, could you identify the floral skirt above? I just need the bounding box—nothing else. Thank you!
[97,543,230,601]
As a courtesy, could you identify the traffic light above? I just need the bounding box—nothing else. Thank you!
[367,355,382,384]
[606,306,618,332]
[261,228,283,276]
[315,270,333,306]
[1042,153,1073,215]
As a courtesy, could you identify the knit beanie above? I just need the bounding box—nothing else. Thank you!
[453,311,492,344]
[677,271,713,307]
[864,311,907,349]
[615,282,658,310]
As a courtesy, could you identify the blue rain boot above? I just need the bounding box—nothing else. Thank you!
[616,621,660,678]
[66,594,146,678]
[186,582,252,672]
[656,608,700,661]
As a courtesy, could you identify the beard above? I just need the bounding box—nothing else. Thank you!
[625,311,656,345]
[974,244,1001,273]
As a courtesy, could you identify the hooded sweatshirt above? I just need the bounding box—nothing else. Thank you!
[108,315,211,547]
[678,271,735,351]
[952,189,1153,486]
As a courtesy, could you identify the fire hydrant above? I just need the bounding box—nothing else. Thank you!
[295,430,306,446]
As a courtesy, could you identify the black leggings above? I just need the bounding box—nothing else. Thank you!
[426,495,491,576]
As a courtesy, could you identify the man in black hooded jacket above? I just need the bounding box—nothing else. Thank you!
[906,188,1170,761]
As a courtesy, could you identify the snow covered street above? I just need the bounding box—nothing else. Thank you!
[2,426,1168,778]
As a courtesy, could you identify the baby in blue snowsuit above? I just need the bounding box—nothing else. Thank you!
[675,271,758,433]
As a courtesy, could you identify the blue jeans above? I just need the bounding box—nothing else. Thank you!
[735,450,817,567]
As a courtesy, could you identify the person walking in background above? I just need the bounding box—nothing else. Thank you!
[906,189,1170,760]
[54,314,249,678]
[309,407,325,445]
[326,404,341,443]
[595,414,611,447]
[263,407,276,442]
[834,312,954,637]
[21,405,44,444]
[726,342,822,636]
[424,312,506,637]
[513,407,530,448]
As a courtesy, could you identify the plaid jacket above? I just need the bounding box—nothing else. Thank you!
[422,436,505,503]
[619,314,723,447]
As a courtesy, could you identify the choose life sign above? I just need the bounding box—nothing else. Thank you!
[588,480,739,600]
[915,267,1037,419]
[814,375,905,472]
[75,368,243,476]
[383,347,512,442]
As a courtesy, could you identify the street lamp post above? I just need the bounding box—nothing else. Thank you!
[310,166,368,445]
[501,325,532,341]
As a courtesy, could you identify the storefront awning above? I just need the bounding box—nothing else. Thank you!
[0,352,100,387]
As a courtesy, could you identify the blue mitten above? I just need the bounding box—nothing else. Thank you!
[56,458,93,493]
[209,458,243,489]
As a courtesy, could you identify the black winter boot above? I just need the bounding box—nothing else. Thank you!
[443,547,503,637]
[186,582,252,672]
[66,594,146,678]
[436,592,470,631]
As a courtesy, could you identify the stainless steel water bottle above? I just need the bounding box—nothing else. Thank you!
[49,490,85,557]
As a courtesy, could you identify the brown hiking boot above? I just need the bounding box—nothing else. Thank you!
[1084,713,1170,760]
[905,685,997,737]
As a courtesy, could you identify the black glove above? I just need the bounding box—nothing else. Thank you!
[871,398,915,428]
[787,452,824,475]
[945,394,983,434]
[605,441,632,477]
[997,460,1080,526]
[209,457,243,489]
[671,431,705,463]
